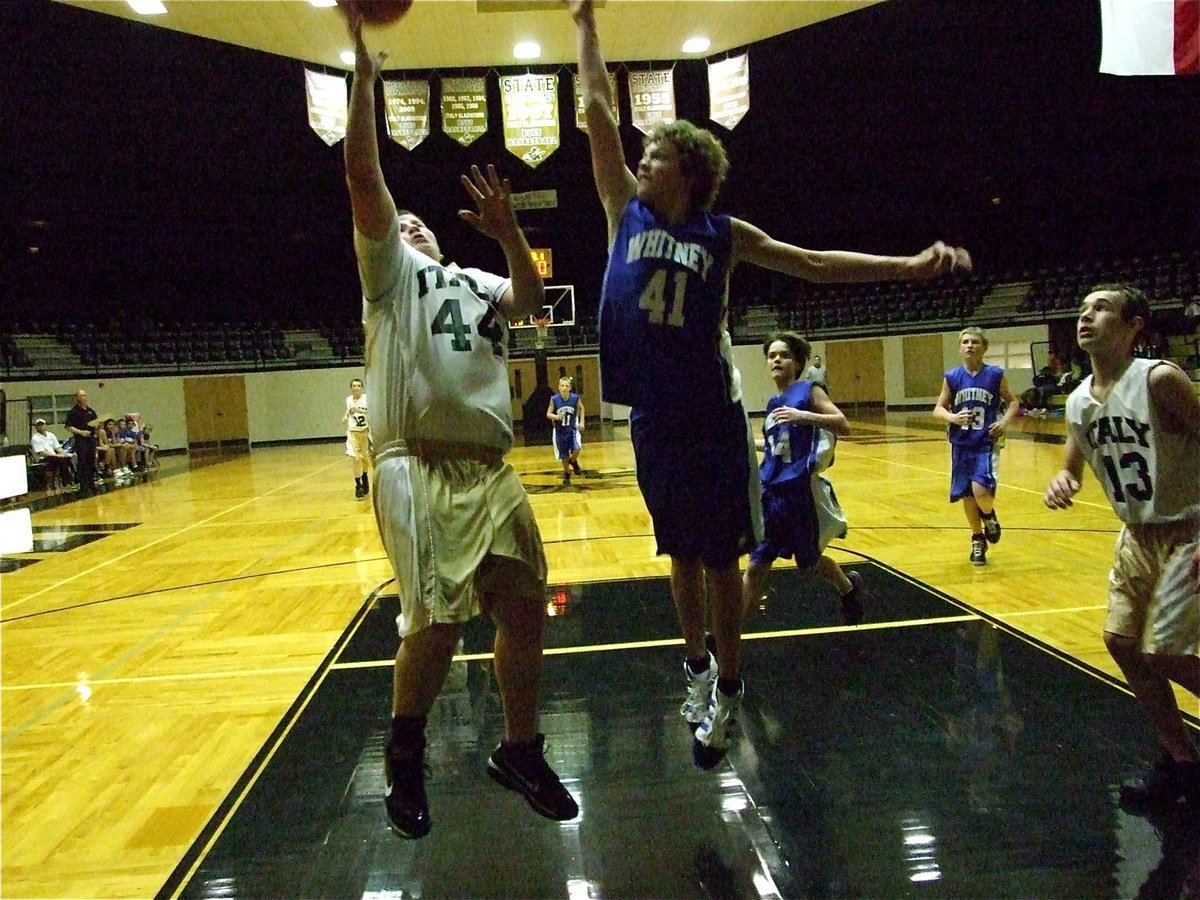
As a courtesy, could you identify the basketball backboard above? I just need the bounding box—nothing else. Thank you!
[510,285,575,329]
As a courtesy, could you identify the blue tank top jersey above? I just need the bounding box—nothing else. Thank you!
[552,392,580,433]
[760,380,819,487]
[599,198,734,410]
[945,364,1004,448]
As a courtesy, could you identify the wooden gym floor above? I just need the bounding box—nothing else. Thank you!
[2,412,1197,898]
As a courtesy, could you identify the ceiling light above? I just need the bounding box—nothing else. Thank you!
[340,50,357,66]
[309,0,337,6]
[682,36,711,54]
[127,0,167,13]
[513,41,541,60]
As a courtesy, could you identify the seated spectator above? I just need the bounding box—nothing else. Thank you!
[1024,349,1079,415]
[30,418,76,489]
[1184,296,1200,329]
[98,419,124,479]
[137,423,158,469]
[108,418,136,475]
[117,417,141,468]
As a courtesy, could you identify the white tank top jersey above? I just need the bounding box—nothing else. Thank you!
[345,394,369,432]
[355,217,514,453]
[1067,358,1200,525]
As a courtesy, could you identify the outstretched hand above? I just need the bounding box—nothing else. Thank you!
[347,11,387,80]
[458,164,520,241]
[561,0,594,24]
[911,241,973,279]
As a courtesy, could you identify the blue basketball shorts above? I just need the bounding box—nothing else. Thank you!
[750,474,848,569]
[630,401,761,569]
[553,427,581,461]
[949,444,999,502]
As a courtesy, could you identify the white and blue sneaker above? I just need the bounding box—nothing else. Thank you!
[693,680,744,770]
[680,652,717,728]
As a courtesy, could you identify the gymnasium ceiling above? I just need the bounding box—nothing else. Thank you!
[52,0,883,71]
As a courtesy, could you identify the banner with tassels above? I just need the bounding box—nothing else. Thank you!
[441,77,488,147]
[628,69,676,134]
[382,79,430,149]
[305,69,347,146]
[572,71,619,131]
[499,73,559,168]
[708,54,750,130]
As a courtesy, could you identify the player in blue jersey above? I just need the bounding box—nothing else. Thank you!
[743,332,867,628]
[568,0,971,769]
[547,376,585,485]
[933,327,1019,566]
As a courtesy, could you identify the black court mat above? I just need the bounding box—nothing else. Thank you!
[1,522,140,570]
[163,564,1200,899]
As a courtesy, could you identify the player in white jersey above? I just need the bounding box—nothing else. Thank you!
[1044,284,1199,811]
[343,14,576,840]
[342,378,371,499]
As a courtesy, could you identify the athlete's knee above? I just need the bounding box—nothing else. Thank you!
[1104,631,1142,665]
[480,558,543,623]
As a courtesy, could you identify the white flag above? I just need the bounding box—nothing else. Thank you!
[304,70,348,145]
[1099,0,1199,75]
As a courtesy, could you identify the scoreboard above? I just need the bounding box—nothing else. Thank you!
[529,248,553,279]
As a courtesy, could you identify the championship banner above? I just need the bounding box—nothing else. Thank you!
[1099,0,1199,75]
[708,53,750,130]
[627,69,676,134]
[441,77,488,147]
[304,69,347,146]
[499,74,559,168]
[572,71,619,131]
[382,79,430,150]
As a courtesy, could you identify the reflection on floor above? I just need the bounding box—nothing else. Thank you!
[166,564,1200,899]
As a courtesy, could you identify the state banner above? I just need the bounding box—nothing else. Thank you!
[628,69,676,134]
[382,79,430,150]
[572,71,620,131]
[708,54,750,130]
[304,69,347,146]
[499,74,559,168]
[441,77,488,147]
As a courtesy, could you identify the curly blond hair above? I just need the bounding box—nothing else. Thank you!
[646,120,729,213]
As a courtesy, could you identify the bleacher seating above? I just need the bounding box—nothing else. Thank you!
[3,250,1197,377]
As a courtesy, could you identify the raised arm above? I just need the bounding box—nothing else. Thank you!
[566,0,636,239]
[458,164,546,321]
[731,219,971,283]
[343,14,397,240]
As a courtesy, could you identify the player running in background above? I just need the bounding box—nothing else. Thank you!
[933,327,1018,566]
[547,376,585,485]
[743,331,867,629]
[343,377,371,499]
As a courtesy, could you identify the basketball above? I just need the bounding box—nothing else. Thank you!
[336,0,413,26]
